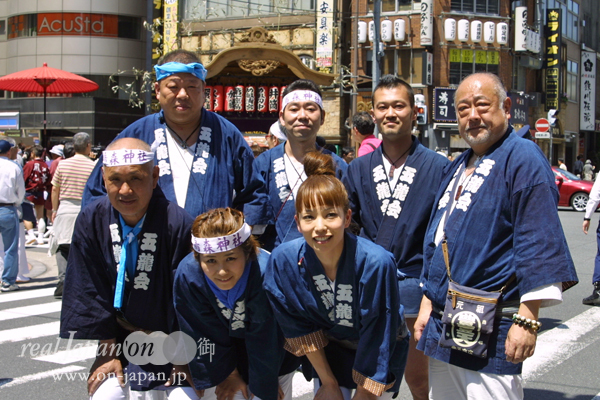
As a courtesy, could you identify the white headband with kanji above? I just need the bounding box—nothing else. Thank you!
[192,223,252,254]
[103,149,155,167]
[281,90,323,111]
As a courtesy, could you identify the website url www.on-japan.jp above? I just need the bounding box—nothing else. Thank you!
[51,371,184,385]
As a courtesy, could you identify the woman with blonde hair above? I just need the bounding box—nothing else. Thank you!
[264,152,408,400]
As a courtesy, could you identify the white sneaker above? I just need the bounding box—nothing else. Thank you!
[1,282,20,292]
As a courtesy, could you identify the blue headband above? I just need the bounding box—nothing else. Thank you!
[154,62,207,82]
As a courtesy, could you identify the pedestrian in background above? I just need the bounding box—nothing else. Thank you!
[23,145,50,245]
[50,132,95,298]
[583,159,594,181]
[0,139,25,292]
[582,173,600,306]
[351,111,380,157]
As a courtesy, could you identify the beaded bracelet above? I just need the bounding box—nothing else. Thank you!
[512,313,542,331]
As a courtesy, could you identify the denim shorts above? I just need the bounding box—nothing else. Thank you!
[397,276,423,318]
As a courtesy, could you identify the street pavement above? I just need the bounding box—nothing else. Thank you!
[1,209,600,399]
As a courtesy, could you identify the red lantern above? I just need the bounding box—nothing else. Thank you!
[257,86,268,113]
[204,85,213,111]
[268,86,280,113]
[245,85,256,112]
[213,85,224,112]
[279,86,286,111]
[225,86,236,112]
[234,85,245,112]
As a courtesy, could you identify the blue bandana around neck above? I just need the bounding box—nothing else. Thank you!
[154,62,207,82]
[113,214,146,310]
[205,260,252,310]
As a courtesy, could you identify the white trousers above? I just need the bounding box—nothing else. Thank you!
[92,372,295,400]
[429,358,523,400]
[90,378,199,400]
[313,379,395,400]
[200,372,295,400]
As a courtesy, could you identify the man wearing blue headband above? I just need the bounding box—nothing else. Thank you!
[82,49,256,219]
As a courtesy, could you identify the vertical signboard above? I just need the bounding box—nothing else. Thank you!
[545,9,561,111]
[433,88,457,122]
[580,51,597,131]
[422,52,433,85]
[163,0,179,52]
[420,0,433,46]
[509,93,528,125]
[316,0,334,73]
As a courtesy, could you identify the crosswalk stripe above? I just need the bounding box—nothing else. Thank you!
[0,301,62,321]
[0,365,86,389]
[33,343,97,365]
[523,307,600,380]
[0,321,60,344]
[0,288,55,304]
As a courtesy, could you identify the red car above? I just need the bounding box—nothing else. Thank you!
[552,167,595,212]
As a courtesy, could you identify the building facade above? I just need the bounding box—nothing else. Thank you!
[0,0,149,146]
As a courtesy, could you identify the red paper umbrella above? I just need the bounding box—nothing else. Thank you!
[0,63,99,141]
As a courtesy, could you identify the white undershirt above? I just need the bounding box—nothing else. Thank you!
[433,166,562,307]
[251,153,306,236]
[165,127,195,208]
[285,154,307,200]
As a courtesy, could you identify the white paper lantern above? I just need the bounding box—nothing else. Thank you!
[457,19,469,42]
[514,6,527,51]
[381,19,393,42]
[394,19,406,41]
[496,22,509,45]
[358,21,367,43]
[444,18,456,41]
[369,21,374,42]
[483,21,495,44]
[471,20,482,42]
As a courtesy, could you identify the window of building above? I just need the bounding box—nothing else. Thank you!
[565,59,578,102]
[546,0,579,42]
[0,19,7,41]
[450,0,499,15]
[8,14,37,38]
[448,49,499,85]
[182,0,315,20]
[367,0,412,14]
[118,16,141,40]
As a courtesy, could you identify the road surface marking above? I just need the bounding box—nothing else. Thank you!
[0,302,61,321]
[0,365,86,389]
[0,288,55,304]
[523,307,600,380]
[0,321,59,344]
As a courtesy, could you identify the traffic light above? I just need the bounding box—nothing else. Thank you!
[416,105,427,125]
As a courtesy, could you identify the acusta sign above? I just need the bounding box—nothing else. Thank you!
[37,13,118,37]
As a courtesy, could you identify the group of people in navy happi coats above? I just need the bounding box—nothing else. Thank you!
[59,48,578,400]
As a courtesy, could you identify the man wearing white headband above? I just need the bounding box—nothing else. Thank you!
[82,49,256,219]
[244,79,347,251]
[61,138,197,399]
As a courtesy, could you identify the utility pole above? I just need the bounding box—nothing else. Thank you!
[372,0,382,92]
